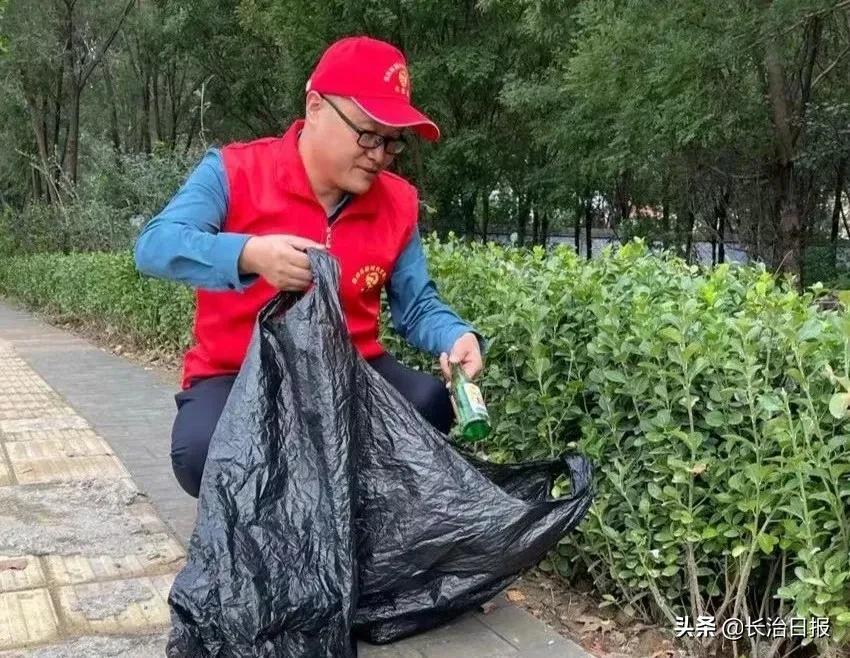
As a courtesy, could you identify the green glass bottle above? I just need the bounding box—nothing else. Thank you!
[450,363,491,441]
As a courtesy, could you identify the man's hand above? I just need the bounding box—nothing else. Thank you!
[440,332,483,382]
[238,234,326,291]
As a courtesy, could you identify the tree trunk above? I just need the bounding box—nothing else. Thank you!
[517,193,530,246]
[531,205,539,245]
[574,198,582,255]
[150,67,161,147]
[167,63,195,152]
[832,158,847,269]
[481,189,490,241]
[64,85,81,185]
[761,8,822,284]
[39,96,54,182]
[168,66,180,151]
[711,217,717,265]
[585,195,593,261]
[540,209,550,247]
[51,58,65,162]
[141,71,151,153]
[461,191,477,239]
[685,210,696,263]
[409,138,427,225]
[184,109,200,155]
[31,163,42,202]
[614,171,631,229]
[714,189,729,264]
[24,93,59,205]
[102,59,122,155]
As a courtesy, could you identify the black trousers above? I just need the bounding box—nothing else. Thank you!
[170,353,454,498]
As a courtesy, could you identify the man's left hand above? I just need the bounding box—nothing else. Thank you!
[440,332,483,382]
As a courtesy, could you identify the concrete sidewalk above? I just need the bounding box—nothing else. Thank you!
[0,298,592,658]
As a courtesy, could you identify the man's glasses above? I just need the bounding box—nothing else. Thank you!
[320,94,407,155]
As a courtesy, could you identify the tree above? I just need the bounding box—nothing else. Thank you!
[2,0,134,195]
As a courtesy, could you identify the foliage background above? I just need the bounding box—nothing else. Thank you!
[0,0,849,281]
[2,1,850,655]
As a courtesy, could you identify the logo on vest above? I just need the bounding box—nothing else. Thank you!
[384,62,411,98]
[352,265,388,292]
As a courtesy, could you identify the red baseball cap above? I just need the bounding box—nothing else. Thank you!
[306,36,440,142]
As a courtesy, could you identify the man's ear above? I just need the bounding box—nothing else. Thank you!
[304,91,324,125]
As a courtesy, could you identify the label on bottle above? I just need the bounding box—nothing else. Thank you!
[463,382,488,416]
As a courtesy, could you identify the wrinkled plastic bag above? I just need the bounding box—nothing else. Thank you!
[167,250,594,657]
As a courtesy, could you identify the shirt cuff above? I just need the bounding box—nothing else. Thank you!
[211,232,258,292]
[442,325,489,356]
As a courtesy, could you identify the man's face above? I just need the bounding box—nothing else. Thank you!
[306,93,402,195]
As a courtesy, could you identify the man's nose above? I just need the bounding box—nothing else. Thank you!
[365,144,390,165]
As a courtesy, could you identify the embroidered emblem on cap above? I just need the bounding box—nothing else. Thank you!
[384,62,411,98]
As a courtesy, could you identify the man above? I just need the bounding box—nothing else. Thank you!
[134,36,485,498]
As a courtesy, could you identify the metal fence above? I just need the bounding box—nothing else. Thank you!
[485,232,751,266]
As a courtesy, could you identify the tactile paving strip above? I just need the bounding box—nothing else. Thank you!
[5,436,128,485]
[0,588,60,649]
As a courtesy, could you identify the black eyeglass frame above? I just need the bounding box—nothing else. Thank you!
[319,93,407,155]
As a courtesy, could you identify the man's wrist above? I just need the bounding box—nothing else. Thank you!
[237,236,258,275]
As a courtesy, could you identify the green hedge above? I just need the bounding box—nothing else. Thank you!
[2,237,849,655]
[0,250,194,353]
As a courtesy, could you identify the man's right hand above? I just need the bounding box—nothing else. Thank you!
[238,234,326,291]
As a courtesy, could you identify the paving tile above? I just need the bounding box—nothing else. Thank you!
[0,633,170,658]
[0,415,90,435]
[0,556,46,593]
[358,642,425,657]
[0,428,101,444]
[404,613,517,658]
[0,396,69,413]
[0,480,183,568]
[5,435,128,484]
[0,453,11,486]
[476,603,571,650]
[56,574,173,635]
[512,641,592,658]
[0,588,60,649]
[43,536,185,586]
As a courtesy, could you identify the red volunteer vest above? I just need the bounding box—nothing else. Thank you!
[181,120,418,389]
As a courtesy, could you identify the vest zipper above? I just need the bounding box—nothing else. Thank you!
[325,224,332,248]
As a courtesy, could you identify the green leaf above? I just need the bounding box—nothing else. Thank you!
[705,410,724,427]
[731,545,747,558]
[829,393,850,420]
[759,394,782,413]
[659,327,682,343]
[797,319,823,341]
[604,369,627,384]
[756,533,778,555]
[504,399,523,414]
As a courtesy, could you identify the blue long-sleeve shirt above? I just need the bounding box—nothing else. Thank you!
[134,149,481,356]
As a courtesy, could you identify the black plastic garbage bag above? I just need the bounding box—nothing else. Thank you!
[167,250,594,658]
